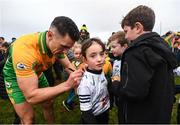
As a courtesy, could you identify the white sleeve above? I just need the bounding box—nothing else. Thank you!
[77,84,92,111]
[174,66,180,76]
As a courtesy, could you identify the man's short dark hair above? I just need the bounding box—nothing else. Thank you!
[51,16,80,41]
[121,5,155,31]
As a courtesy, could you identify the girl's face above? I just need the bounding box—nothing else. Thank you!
[73,48,82,60]
[84,42,105,71]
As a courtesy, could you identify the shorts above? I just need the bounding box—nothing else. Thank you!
[5,73,49,104]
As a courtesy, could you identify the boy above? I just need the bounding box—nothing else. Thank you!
[108,31,128,123]
[113,5,177,123]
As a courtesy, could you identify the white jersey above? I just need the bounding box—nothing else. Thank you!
[112,59,121,81]
[77,69,110,116]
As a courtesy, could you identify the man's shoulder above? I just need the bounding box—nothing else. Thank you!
[13,33,38,46]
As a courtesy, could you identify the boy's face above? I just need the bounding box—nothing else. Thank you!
[84,42,105,71]
[123,25,139,41]
[110,40,126,57]
[74,48,82,60]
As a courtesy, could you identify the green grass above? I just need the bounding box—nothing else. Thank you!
[1,77,180,124]
[0,91,118,124]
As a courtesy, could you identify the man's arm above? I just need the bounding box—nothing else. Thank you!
[58,55,76,73]
[17,69,83,104]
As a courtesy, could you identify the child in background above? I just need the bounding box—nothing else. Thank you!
[109,31,129,82]
[77,38,110,124]
[63,43,82,111]
[108,31,129,123]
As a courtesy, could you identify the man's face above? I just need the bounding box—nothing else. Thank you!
[123,25,139,41]
[80,31,87,39]
[47,31,74,55]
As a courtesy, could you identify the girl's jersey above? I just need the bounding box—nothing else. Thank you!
[77,69,110,116]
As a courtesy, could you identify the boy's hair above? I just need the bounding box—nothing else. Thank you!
[81,38,105,58]
[121,5,155,31]
[51,16,80,41]
[72,42,82,52]
[108,31,129,46]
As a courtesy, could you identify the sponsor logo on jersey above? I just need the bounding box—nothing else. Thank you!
[16,62,27,70]
[5,82,12,88]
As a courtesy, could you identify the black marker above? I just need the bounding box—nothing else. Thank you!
[68,68,75,72]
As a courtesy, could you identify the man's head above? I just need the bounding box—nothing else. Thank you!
[46,16,79,55]
[121,5,155,41]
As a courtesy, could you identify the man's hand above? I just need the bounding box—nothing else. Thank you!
[66,69,84,88]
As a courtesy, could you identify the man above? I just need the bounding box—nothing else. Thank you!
[78,24,90,43]
[3,16,83,124]
[113,5,177,123]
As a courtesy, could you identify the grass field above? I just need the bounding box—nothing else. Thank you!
[0,77,180,124]
[0,90,118,124]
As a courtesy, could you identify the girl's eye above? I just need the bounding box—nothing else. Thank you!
[90,55,95,58]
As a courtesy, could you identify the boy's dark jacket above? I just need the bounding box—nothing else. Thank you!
[113,32,177,123]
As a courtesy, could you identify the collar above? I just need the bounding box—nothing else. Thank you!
[87,68,102,74]
[130,32,159,47]
[114,56,121,60]
[38,31,53,57]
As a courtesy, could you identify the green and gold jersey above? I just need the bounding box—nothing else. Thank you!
[3,31,64,79]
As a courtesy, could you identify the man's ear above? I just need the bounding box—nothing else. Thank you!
[135,22,144,34]
[47,31,53,41]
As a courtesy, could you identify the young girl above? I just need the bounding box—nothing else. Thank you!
[77,38,110,124]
